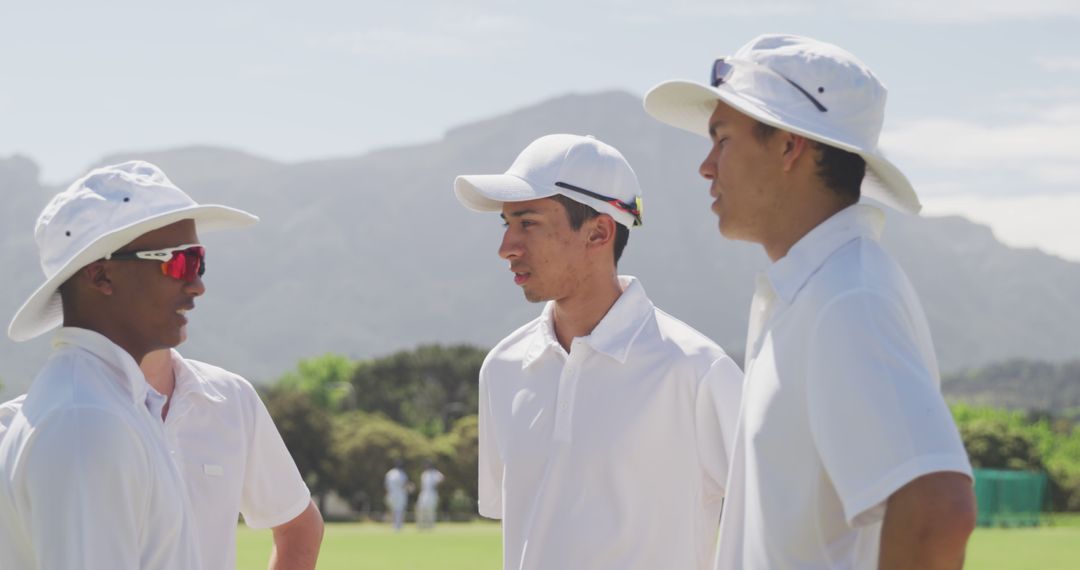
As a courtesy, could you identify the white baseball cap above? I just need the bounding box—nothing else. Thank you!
[643,34,920,214]
[454,134,644,228]
[8,160,259,342]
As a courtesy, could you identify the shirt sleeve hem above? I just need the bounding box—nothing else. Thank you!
[478,500,502,520]
[243,492,312,530]
[844,454,973,527]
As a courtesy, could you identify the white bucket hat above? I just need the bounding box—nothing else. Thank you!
[454,134,644,228]
[643,33,920,214]
[8,160,259,342]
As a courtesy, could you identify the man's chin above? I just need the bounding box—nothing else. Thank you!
[523,289,548,304]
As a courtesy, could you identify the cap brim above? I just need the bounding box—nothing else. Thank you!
[644,80,921,214]
[454,174,558,212]
[8,204,258,342]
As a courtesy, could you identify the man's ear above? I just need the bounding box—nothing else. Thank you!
[81,261,114,296]
[585,214,617,250]
[780,133,812,172]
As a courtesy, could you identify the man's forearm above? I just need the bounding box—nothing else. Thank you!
[879,472,977,570]
[269,500,324,570]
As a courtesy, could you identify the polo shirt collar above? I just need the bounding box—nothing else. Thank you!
[171,350,227,404]
[521,275,654,369]
[765,204,885,305]
[51,327,148,407]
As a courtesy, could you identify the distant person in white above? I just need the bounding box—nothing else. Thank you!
[645,34,976,569]
[416,461,444,530]
[385,460,410,531]
[0,346,325,569]
[0,161,255,569]
[454,134,743,570]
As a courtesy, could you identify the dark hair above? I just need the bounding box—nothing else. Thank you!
[752,121,864,204]
[550,194,629,265]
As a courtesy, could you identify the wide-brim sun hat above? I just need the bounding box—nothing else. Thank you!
[454,134,644,229]
[643,33,920,214]
[8,160,259,342]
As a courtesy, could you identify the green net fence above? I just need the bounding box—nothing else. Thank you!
[973,468,1048,527]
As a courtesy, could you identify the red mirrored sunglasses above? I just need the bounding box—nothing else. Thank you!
[104,243,206,282]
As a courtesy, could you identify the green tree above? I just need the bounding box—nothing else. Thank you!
[263,388,335,509]
[952,404,1080,511]
[954,404,1047,471]
[350,344,484,435]
[1043,424,1080,511]
[276,353,358,412]
[432,415,479,519]
[329,412,433,514]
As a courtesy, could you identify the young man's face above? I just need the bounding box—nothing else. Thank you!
[106,219,204,356]
[698,101,787,244]
[498,197,589,303]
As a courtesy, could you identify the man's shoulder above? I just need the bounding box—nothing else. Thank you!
[485,315,546,363]
[181,358,257,394]
[27,350,131,414]
[805,235,914,305]
[648,306,729,364]
[2,397,147,473]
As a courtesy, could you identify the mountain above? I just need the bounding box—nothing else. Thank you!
[3,90,1079,396]
[943,359,1080,415]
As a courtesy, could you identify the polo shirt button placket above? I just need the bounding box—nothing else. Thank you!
[554,351,583,443]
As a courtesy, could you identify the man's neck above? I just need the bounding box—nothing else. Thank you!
[551,274,623,352]
[61,316,150,365]
[763,192,853,262]
[140,349,177,402]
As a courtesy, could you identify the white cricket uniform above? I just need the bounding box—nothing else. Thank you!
[480,276,743,570]
[149,350,311,570]
[714,205,973,569]
[0,328,201,570]
[385,468,409,512]
[0,349,311,570]
[417,468,444,511]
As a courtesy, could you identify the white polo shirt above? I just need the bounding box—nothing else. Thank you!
[384,468,409,511]
[0,327,201,570]
[150,350,311,570]
[479,276,743,570]
[714,205,973,569]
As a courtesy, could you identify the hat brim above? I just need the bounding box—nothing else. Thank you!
[643,80,921,214]
[454,173,640,228]
[454,174,559,213]
[8,204,258,342]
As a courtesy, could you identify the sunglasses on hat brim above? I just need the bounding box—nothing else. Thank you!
[104,243,206,282]
[711,58,828,113]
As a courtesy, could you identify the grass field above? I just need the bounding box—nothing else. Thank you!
[236,515,1080,570]
[236,521,502,570]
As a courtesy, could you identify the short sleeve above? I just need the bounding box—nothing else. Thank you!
[238,386,312,529]
[806,290,972,527]
[477,362,503,519]
[695,355,744,501]
[22,407,149,569]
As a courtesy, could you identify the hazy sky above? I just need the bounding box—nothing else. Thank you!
[2,0,1078,260]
